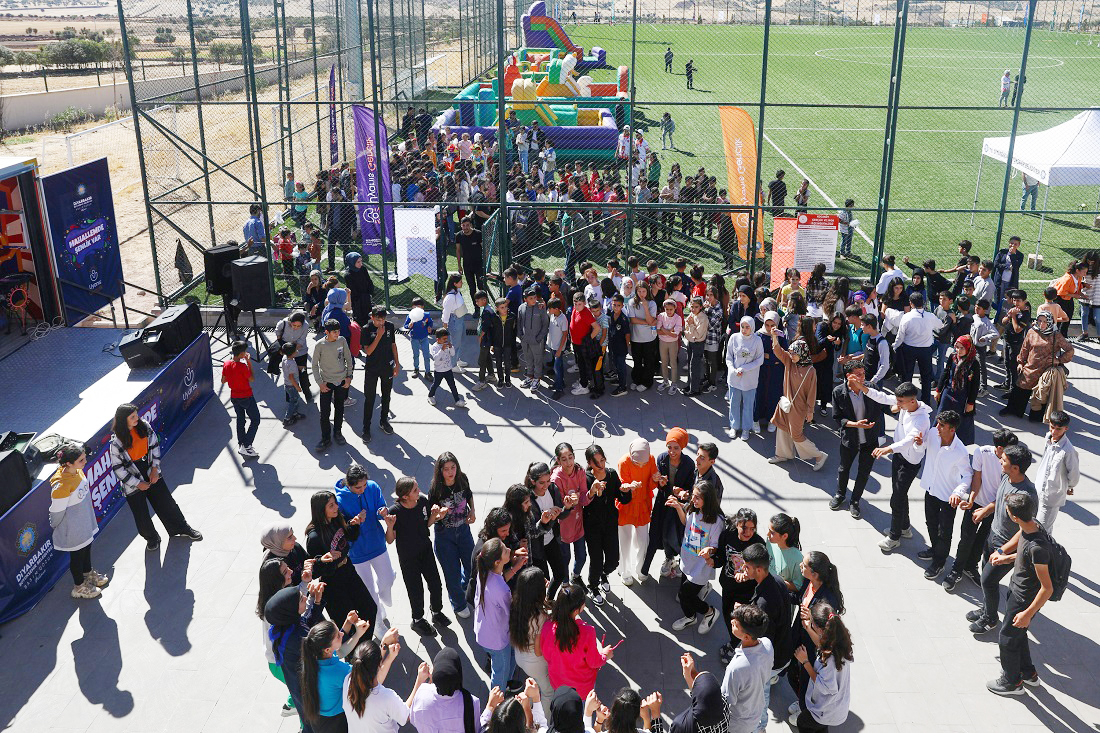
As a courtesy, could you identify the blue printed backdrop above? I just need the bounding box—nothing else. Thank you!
[353,105,394,254]
[41,158,125,324]
[0,335,214,623]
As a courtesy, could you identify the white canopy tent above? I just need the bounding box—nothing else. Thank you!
[971,108,1100,255]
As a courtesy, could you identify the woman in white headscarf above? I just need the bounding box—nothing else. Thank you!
[726,316,764,439]
[765,321,829,471]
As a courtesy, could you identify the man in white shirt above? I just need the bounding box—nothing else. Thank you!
[943,429,1018,591]
[717,605,773,733]
[875,254,908,295]
[854,381,932,552]
[894,292,940,404]
[915,410,974,580]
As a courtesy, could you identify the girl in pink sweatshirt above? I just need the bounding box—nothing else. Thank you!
[539,583,615,697]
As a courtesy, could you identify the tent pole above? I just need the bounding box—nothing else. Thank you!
[971,152,984,226]
[1035,184,1050,259]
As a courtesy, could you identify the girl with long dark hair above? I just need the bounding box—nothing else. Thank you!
[474,538,515,691]
[712,507,766,663]
[428,452,477,618]
[441,273,469,368]
[299,616,371,733]
[584,444,630,606]
[524,461,576,598]
[754,311,786,433]
[788,551,845,701]
[627,281,659,390]
[540,583,614,698]
[265,573,327,729]
[305,490,379,636]
[550,442,590,588]
[646,428,695,580]
[342,632,431,733]
[791,603,854,732]
[509,566,554,695]
[767,513,803,591]
[109,403,201,552]
[668,480,724,634]
[50,442,106,599]
[805,264,829,318]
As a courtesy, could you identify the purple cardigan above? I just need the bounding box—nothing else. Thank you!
[474,572,511,650]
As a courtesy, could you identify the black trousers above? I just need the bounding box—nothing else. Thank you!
[313,712,348,733]
[924,493,957,568]
[980,539,1015,623]
[70,545,92,585]
[398,546,444,620]
[1005,340,1022,388]
[319,383,348,440]
[898,343,935,404]
[1004,385,1034,417]
[998,596,1036,684]
[1055,297,1074,337]
[463,260,486,306]
[295,354,312,400]
[678,578,711,618]
[630,340,659,388]
[642,490,683,574]
[950,507,992,575]
[835,441,876,503]
[537,536,569,599]
[363,370,393,429]
[322,561,379,635]
[888,454,920,540]
[583,522,619,589]
[126,478,190,542]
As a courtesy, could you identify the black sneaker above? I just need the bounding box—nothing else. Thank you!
[917,549,934,561]
[431,612,452,628]
[333,432,347,446]
[962,568,982,586]
[828,496,844,511]
[362,427,372,443]
[987,677,1025,696]
[970,617,997,634]
[551,390,563,400]
[410,618,437,637]
[965,609,984,622]
[146,536,162,552]
[380,420,394,435]
[179,528,203,541]
[941,571,961,591]
[924,564,943,580]
[849,501,862,520]
[315,439,331,452]
[612,386,628,397]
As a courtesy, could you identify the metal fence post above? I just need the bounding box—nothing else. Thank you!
[870,0,909,283]
[748,0,773,285]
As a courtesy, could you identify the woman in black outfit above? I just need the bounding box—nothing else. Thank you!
[304,490,379,638]
[934,335,980,445]
[644,428,696,579]
[787,550,845,702]
[343,252,375,326]
[583,444,631,606]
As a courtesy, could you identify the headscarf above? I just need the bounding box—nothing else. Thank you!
[789,339,812,366]
[951,334,976,394]
[758,310,779,335]
[1034,310,1055,335]
[430,648,465,696]
[665,427,690,450]
[547,687,585,733]
[621,277,635,298]
[260,523,293,557]
[669,671,725,733]
[759,297,778,315]
[629,438,651,465]
[739,315,755,335]
[326,288,347,308]
[344,251,362,269]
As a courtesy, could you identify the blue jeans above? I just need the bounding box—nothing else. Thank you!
[1021,185,1038,210]
[612,349,631,389]
[230,395,260,447]
[933,340,950,383]
[283,386,303,421]
[519,149,530,173]
[411,336,431,372]
[840,230,853,255]
[552,352,565,391]
[561,536,587,578]
[1082,303,1100,336]
[434,523,474,612]
[728,386,756,432]
[485,644,515,692]
[448,313,466,363]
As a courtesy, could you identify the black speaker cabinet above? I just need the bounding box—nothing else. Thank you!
[118,329,164,368]
[0,449,33,517]
[203,244,240,296]
[145,302,202,356]
[231,256,272,311]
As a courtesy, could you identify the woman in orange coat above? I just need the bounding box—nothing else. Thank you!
[616,438,658,586]
[1052,259,1087,337]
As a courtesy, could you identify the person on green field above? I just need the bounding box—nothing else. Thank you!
[665,46,674,73]
[661,112,675,150]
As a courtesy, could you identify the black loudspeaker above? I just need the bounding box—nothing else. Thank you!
[0,450,33,518]
[231,255,272,311]
[118,329,164,368]
[203,244,240,296]
[145,302,202,356]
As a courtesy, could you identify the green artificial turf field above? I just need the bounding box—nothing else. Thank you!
[565,21,1100,280]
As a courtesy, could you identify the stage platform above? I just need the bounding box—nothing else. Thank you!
[0,328,164,480]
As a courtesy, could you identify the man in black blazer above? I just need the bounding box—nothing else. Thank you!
[829,361,886,519]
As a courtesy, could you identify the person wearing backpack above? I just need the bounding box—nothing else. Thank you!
[987,492,1055,696]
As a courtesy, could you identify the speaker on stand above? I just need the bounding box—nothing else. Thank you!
[229,255,273,360]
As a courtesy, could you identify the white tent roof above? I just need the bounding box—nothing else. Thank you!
[981,109,1100,187]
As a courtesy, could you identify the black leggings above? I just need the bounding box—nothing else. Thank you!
[584,522,619,590]
[537,537,569,599]
[70,545,92,585]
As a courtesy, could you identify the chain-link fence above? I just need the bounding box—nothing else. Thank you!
[122,0,1100,314]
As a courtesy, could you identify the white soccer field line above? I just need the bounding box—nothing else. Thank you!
[761,131,875,248]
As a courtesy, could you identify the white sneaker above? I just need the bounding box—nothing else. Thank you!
[788,701,801,716]
[572,385,590,395]
[635,384,647,392]
[813,453,828,472]
[767,456,787,464]
[749,428,761,436]
[672,615,698,631]
[767,424,776,433]
[704,384,715,393]
[660,558,674,577]
[455,605,471,619]
[237,445,252,457]
[591,591,605,605]
[456,360,468,368]
[454,398,468,408]
[634,573,648,585]
[879,537,901,553]
[629,383,639,391]
[71,581,101,599]
[344,396,357,406]
[472,381,489,391]
[668,565,681,579]
[599,578,611,593]
[699,607,718,633]
[902,527,914,539]
[427,395,437,405]
[656,382,667,392]
[621,573,635,587]
[567,364,579,373]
